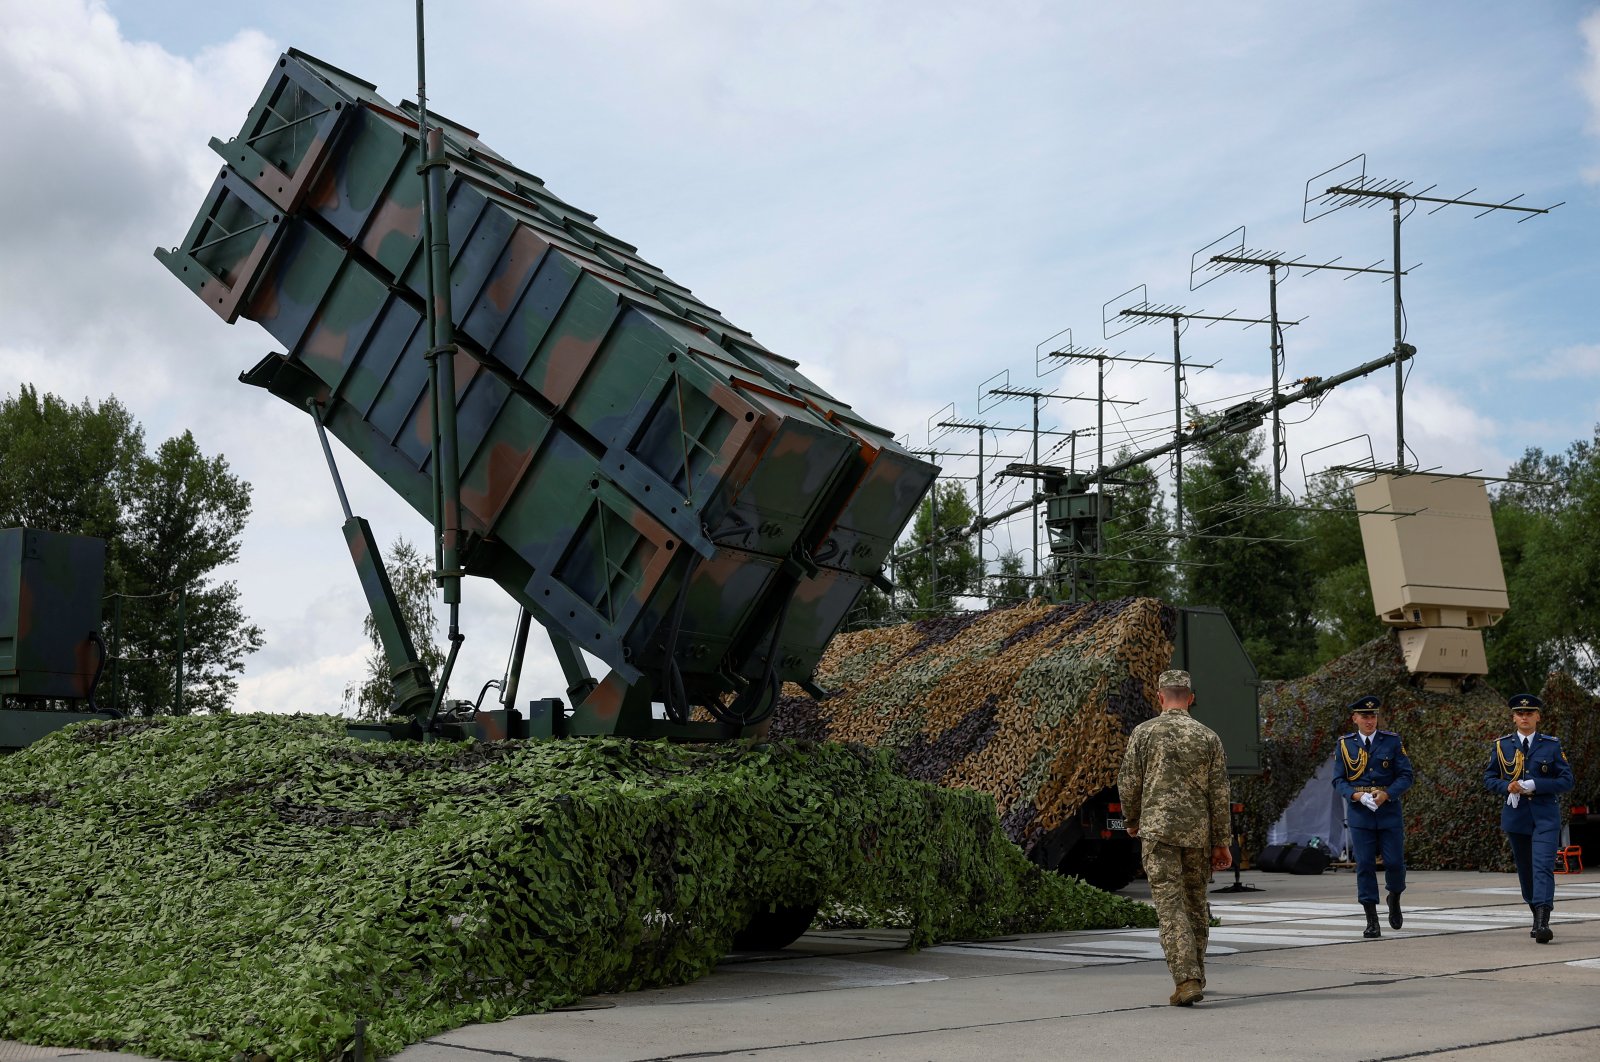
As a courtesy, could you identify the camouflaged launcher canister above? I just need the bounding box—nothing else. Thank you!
[156,50,937,711]
[768,597,1177,856]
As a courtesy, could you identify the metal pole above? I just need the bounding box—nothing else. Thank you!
[174,585,186,715]
[1096,355,1106,585]
[417,2,444,579]
[110,595,122,714]
[1392,196,1405,469]
[416,0,466,728]
[1031,396,1040,582]
[1069,429,1079,604]
[926,451,938,612]
[976,426,985,601]
[500,608,533,714]
[310,401,354,521]
[1172,317,1184,534]
[929,483,938,611]
[1269,263,1283,503]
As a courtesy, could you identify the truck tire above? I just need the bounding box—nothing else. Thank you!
[731,901,820,951]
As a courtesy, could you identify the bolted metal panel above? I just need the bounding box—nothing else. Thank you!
[1353,473,1508,629]
[1170,606,1261,776]
[0,529,106,701]
[158,49,938,713]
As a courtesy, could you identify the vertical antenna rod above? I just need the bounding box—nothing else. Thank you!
[1391,197,1404,468]
[416,0,465,727]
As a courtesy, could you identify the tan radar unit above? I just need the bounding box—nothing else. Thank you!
[1353,473,1507,692]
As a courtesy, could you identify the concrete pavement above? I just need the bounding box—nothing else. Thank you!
[5,868,1598,1061]
[400,867,1600,1062]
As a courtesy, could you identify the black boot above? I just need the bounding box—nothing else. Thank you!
[1534,905,1553,944]
[1386,891,1403,930]
[1529,904,1540,939]
[1362,902,1381,938]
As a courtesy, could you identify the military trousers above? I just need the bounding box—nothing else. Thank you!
[1141,840,1210,986]
[1349,825,1405,905]
[1506,824,1560,907]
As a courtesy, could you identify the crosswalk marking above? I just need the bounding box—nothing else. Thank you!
[921,899,1600,967]
[1459,884,1600,898]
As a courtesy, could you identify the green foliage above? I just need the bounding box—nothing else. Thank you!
[989,549,1033,606]
[0,385,142,540]
[1178,424,1315,679]
[0,716,1153,1060]
[896,481,980,613]
[1097,452,1175,602]
[1486,436,1600,691]
[1301,479,1387,665]
[0,385,262,714]
[343,538,445,720]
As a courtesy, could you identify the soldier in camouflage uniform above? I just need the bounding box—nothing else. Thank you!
[1117,669,1233,1007]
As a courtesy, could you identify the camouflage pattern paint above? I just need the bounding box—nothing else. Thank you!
[157,49,938,735]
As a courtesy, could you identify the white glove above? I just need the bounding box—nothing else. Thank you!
[1522,779,1536,793]
[1360,793,1380,811]
[1506,792,1521,808]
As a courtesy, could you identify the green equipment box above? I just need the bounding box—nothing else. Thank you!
[0,528,106,702]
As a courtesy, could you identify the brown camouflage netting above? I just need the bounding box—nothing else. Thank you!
[770,597,1176,856]
[1238,635,1600,871]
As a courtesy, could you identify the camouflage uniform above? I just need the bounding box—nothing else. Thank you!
[1117,686,1231,989]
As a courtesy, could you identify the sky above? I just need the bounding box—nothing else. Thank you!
[3,0,1597,716]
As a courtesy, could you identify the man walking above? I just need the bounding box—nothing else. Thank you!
[1483,693,1574,943]
[1331,694,1413,938]
[1118,669,1232,1007]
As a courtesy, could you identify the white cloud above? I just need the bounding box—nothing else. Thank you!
[1582,8,1600,128]
[1515,343,1600,381]
[1582,6,1600,182]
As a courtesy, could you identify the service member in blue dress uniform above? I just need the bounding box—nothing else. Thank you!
[1482,693,1575,944]
[1332,694,1414,938]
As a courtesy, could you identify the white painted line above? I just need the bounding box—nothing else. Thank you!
[1564,958,1600,970]
[1208,928,1356,941]
[923,945,1134,965]
[1459,886,1600,897]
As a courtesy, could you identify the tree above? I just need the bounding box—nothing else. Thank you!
[0,385,141,541]
[1485,447,1570,692]
[1486,435,1600,691]
[0,386,262,715]
[893,481,980,614]
[990,549,1033,606]
[1178,422,1316,680]
[1095,452,1175,601]
[1301,477,1387,665]
[116,432,264,715]
[343,538,445,721]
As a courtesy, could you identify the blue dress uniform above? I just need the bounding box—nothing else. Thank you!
[1482,719,1573,936]
[1332,727,1413,917]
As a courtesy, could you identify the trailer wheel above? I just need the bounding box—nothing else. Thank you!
[731,901,820,951]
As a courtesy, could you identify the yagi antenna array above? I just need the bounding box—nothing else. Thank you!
[1101,283,1294,340]
[1303,153,1563,223]
[1189,225,1410,291]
